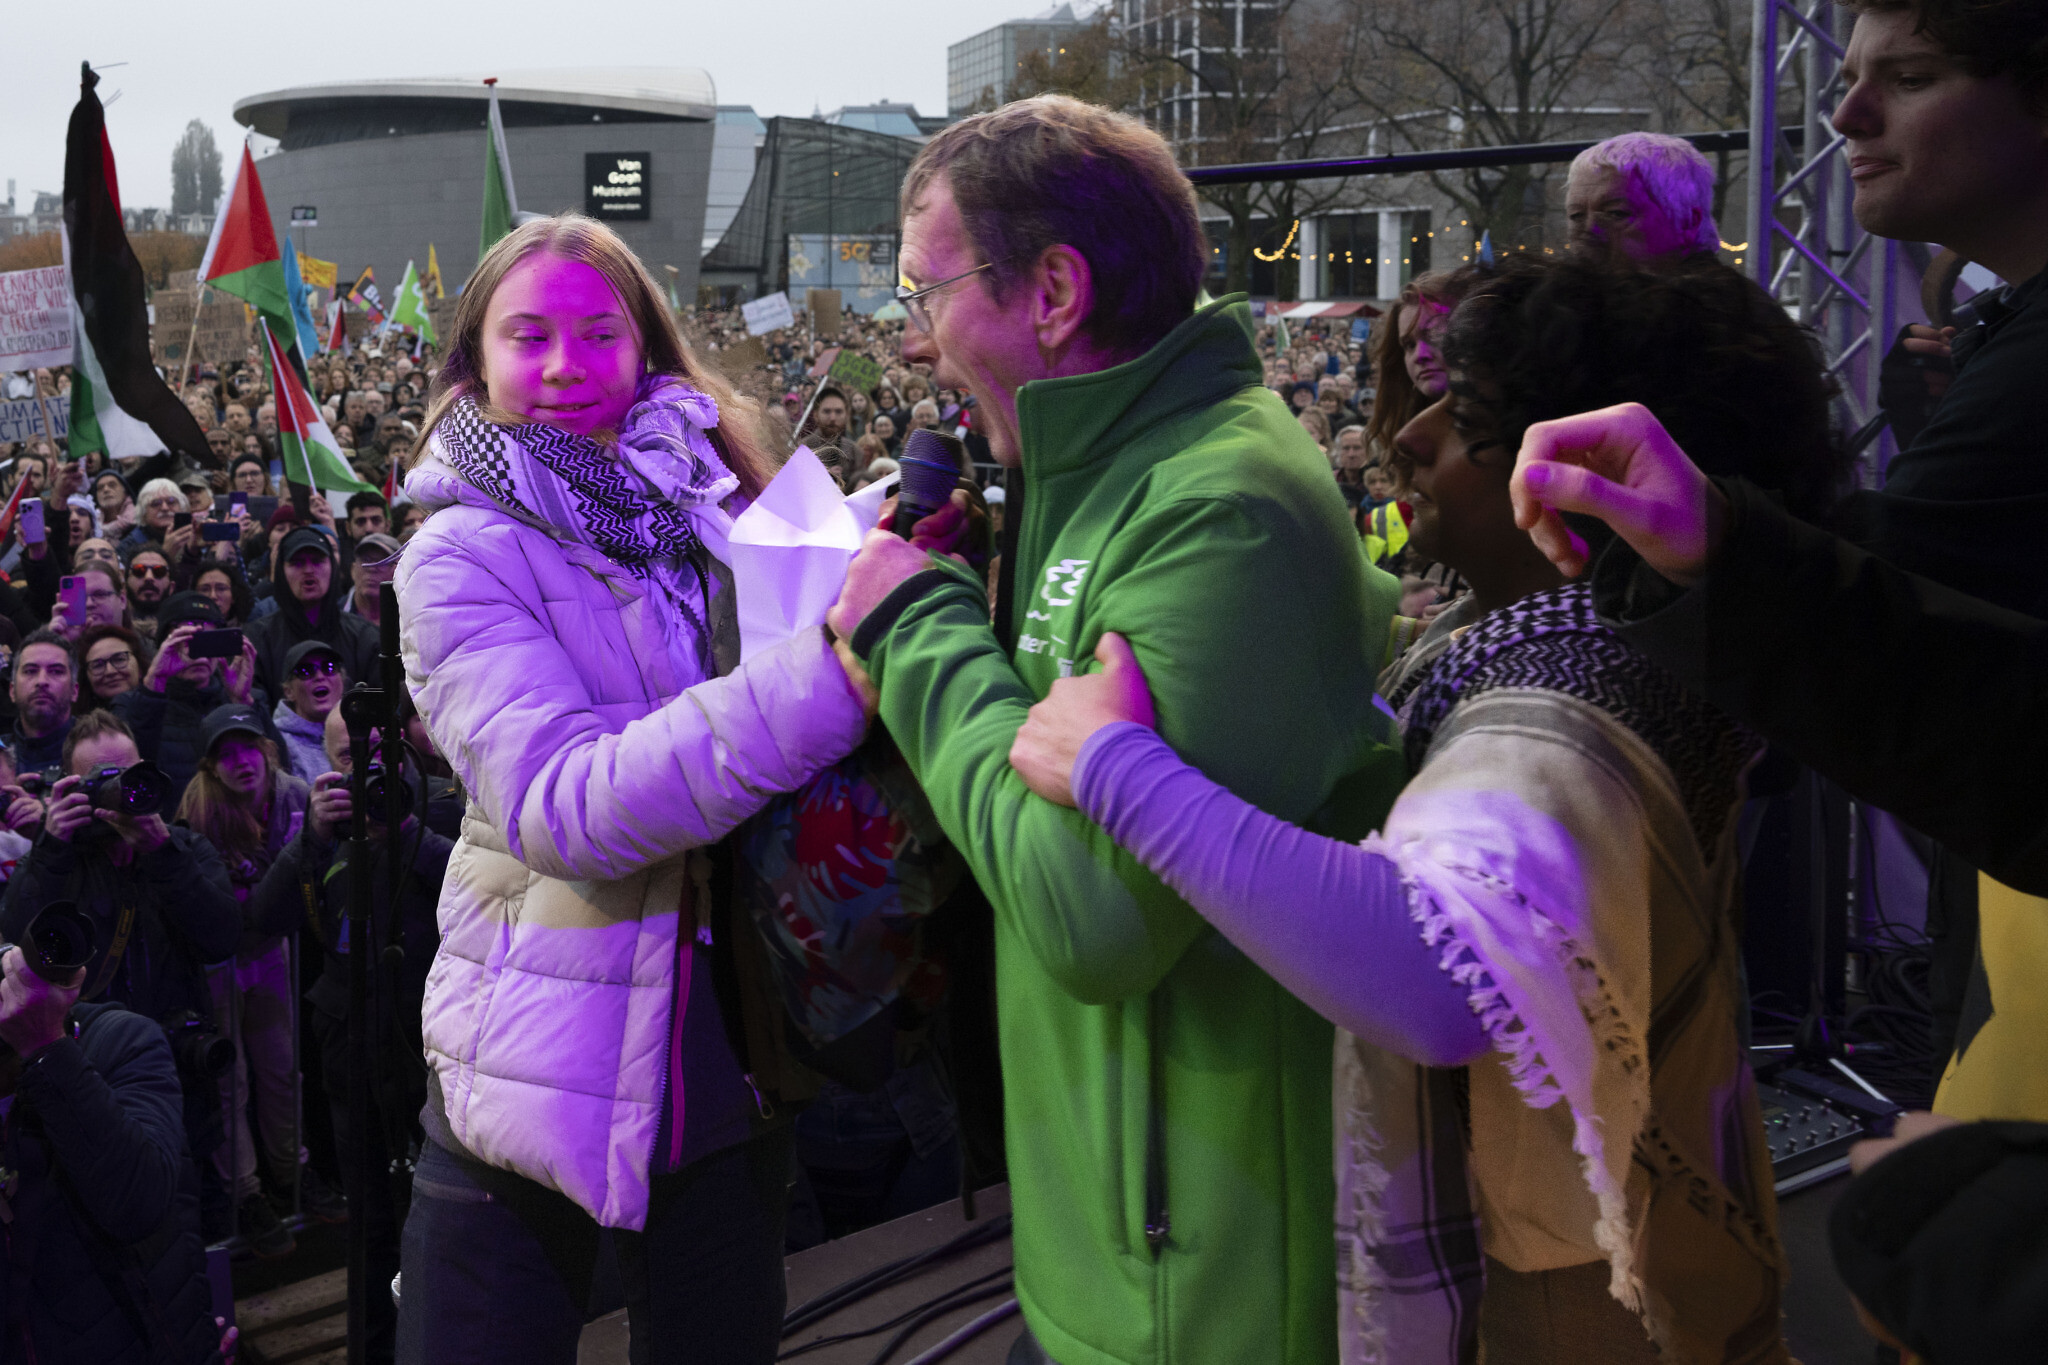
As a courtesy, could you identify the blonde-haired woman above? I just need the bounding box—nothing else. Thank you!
[395,214,872,1364]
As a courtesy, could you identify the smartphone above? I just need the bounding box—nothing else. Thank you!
[201,521,242,543]
[174,511,193,530]
[57,575,85,623]
[187,628,245,659]
[19,498,44,546]
[228,492,248,519]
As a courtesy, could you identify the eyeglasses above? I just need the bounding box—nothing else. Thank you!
[291,658,343,679]
[87,651,137,676]
[895,263,995,334]
[128,564,170,580]
[144,496,182,511]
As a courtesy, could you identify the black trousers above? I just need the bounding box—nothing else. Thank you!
[397,1127,792,1365]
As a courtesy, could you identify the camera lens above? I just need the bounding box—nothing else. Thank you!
[25,901,95,975]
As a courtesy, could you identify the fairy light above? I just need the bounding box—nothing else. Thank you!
[1253,220,1300,263]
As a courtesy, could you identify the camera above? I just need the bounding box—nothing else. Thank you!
[18,901,96,977]
[85,761,171,819]
[362,758,417,822]
[162,1009,234,1078]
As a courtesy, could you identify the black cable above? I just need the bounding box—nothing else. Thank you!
[777,1269,1014,1361]
[862,1279,1016,1365]
[781,1215,1012,1337]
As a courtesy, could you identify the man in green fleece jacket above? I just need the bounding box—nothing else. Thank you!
[829,96,1405,1365]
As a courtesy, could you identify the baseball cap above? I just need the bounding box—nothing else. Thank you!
[156,591,226,637]
[283,639,345,679]
[200,703,268,756]
[354,532,402,565]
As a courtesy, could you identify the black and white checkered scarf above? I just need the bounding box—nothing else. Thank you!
[426,377,740,659]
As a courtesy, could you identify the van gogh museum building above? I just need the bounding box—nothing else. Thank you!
[233,68,936,312]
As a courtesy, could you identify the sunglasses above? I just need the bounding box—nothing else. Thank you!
[291,658,343,679]
[128,564,170,580]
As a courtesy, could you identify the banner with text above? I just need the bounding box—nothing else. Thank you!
[742,291,796,337]
[0,266,73,371]
[785,236,896,314]
[0,394,71,444]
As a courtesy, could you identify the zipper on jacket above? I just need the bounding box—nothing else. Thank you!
[1143,991,1169,1255]
[651,885,690,1177]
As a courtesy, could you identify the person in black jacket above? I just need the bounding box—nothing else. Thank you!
[115,593,273,813]
[244,526,378,706]
[0,954,224,1365]
[0,709,243,1220]
[248,703,458,1365]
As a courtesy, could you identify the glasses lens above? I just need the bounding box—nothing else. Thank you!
[131,565,169,579]
[292,659,340,679]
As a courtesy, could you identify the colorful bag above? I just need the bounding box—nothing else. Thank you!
[736,732,962,1087]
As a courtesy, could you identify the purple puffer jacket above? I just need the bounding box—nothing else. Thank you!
[396,449,866,1230]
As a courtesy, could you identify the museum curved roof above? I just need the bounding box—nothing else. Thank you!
[234,68,718,139]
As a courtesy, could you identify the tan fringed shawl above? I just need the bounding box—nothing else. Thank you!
[1338,584,1789,1365]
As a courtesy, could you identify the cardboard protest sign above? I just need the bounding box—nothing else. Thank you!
[807,346,842,379]
[151,288,197,368]
[713,335,769,379]
[742,291,795,337]
[194,295,254,365]
[808,288,843,338]
[0,266,73,371]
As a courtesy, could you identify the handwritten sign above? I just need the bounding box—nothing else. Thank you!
[151,288,197,368]
[826,348,882,396]
[0,266,73,371]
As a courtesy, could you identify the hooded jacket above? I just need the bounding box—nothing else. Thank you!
[395,413,868,1229]
[1,1002,222,1365]
[244,527,379,702]
[849,297,1407,1365]
[270,698,330,787]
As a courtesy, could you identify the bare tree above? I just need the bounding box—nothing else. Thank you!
[1341,0,1646,249]
[1638,0,1751,223]
[1116,0,1375,296]
[170,120,222,219]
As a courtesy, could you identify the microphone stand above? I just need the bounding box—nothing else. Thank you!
[337,581,407,1364]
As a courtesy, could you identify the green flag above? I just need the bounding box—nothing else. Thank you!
[480,82,520,259]
[391,260,436,344]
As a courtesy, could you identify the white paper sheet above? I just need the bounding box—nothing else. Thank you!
[728,446,896,661]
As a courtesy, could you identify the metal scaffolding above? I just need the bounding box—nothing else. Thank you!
[1746,0,1912,478]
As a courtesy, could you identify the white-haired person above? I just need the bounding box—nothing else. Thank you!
[1564,132,1723,267]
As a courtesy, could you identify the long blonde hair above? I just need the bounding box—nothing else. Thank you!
[419,215,778,498]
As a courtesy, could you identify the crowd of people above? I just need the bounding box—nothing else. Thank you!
[2,2,2043,1362]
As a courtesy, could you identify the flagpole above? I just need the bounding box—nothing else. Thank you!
[175,284,208,391]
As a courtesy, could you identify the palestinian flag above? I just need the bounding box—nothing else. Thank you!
[197,143,292,331]
[325,298,350,355]
[261,318,374,494]
[62,63,209,466]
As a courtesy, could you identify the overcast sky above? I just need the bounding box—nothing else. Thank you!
[9,0,1038,211]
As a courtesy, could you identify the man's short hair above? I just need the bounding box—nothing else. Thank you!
[62,708,136,774]
[902,94,1206,358]
[345,490,387,517]
[17,627,76,676]
[1570,133,1720,254]
[121,542,169,570]
[1846,0,2048,109]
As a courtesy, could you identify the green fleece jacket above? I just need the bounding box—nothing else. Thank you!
[852,296,1405,1365]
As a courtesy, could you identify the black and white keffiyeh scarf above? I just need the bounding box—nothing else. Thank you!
[427,376,740,656]
[1390,580,1758,850]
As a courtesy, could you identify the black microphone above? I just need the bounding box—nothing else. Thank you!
[892,429,965,539]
